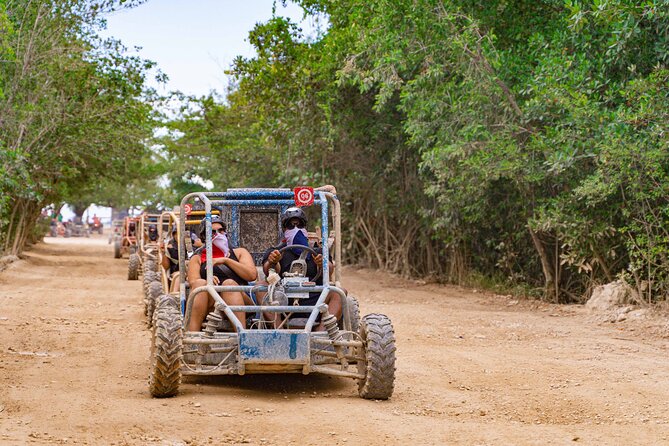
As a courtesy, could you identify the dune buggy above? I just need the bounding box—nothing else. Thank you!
[114,216,139,261]
[148,186,396,400]
[64,221,90,238]
[109,219,123,245]
[128,212,161,281]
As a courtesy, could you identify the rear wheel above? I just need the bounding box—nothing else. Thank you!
[113,239,121,259]
[346,295,361,333]
[145,281,163,327]
[357,313,396,400]
[149,296,183,398]
[128,254,140,280]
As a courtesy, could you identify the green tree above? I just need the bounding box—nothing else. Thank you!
[0,0,158,255]
[164,0,669,303]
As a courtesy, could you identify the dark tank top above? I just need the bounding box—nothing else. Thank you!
[199,247,248,285]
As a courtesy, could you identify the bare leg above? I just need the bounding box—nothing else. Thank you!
[187,278,211,332]
[315,290,345,331]
[220,279,247,330]
[169,272,180,294]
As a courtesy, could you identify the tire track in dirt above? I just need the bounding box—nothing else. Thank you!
[1,237,668,445]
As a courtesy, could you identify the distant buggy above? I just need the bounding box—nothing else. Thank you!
[148,187,397,399]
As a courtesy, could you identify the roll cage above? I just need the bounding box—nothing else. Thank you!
[177,187,345,334]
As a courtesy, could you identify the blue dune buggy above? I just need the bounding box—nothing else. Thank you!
[148,186,396,399]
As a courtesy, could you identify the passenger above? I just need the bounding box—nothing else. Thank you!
[186,215,257,332]
[160,226,181,293]
[260,207,343,331]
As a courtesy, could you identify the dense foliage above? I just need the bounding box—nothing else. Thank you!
[4,0,669,304]
[163,0,669,303]
[0,0,159,255]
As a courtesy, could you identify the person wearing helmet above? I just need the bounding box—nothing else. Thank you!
[147,224,158,242]
[160,225,182,293]
[260,207,342,330]
[186,215,257,332]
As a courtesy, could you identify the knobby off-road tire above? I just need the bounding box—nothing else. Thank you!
[357,313,396,400]
[144,259,156,274]
[143,270,158,296]
[149,296,183,398]
[113,240,121,259]
[157,293,179,309]
[145,281,163,327]
[128,253,140,280]
[347,295,361,334]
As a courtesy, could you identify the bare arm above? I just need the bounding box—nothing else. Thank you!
[215,248,257,282]
[160,242,171,270]
[187,256,202,287]
[313,254,333,278]
[262,249,282,277]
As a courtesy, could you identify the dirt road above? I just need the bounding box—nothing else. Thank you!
[1,237,668,445]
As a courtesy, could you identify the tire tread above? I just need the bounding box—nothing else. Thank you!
[358,313,396,400]
[149,298,183,397]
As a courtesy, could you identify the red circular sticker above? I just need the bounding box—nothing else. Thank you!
[183,203,193,215]
[294,187,314,207]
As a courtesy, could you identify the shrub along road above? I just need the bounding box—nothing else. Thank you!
[0,237,668,445]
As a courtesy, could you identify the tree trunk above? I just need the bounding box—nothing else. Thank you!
[529,227,556,302]
[72,203,89,219]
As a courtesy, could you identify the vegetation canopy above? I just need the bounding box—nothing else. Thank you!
[4,0,669,304]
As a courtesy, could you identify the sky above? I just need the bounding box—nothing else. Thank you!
[101,0,318,96]
[63,1,318,222]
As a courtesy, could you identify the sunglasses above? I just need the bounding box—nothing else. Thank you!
[284,221,305,229]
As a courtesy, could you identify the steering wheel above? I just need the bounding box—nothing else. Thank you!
[277,244,322,282]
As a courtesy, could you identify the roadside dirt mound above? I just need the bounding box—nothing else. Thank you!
[1,237,668,445]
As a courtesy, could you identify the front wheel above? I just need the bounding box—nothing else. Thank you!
[357,313,396,400]
[149,296,183,398]
[128,253,140,280]
[145,281,163,327]
[113,239,121,259]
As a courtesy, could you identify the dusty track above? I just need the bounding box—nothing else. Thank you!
[1,236,669,445]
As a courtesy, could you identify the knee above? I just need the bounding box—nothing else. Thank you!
[190,278,206,288]
[222,278,239,286]
[192,292,210,310]
[327,292,342,304]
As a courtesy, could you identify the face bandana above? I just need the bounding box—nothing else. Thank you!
[212,232,230,257]
[284,227,309,255]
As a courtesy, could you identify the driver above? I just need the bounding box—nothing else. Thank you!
[261,207,342,331]
[148,224,158,242]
